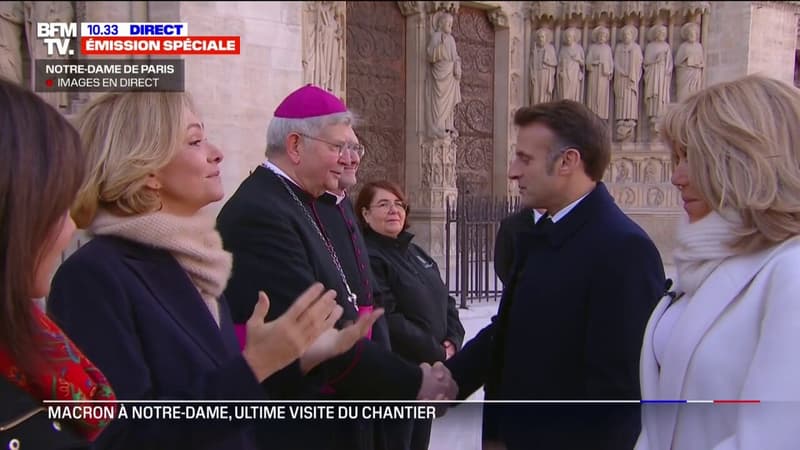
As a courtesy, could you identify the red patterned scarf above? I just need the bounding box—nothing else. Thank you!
[0,306,116,441]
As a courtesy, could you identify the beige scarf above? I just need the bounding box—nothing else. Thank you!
[89,210,232,327]
[672,210,741,297]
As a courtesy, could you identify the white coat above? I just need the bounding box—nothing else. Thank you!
[636,236,800,450]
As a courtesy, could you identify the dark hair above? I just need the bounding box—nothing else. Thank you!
[0,78,86,374]
[513,100,611,181]
[354,180,411,231]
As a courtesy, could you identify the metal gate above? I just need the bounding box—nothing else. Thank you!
[444,195,521,307]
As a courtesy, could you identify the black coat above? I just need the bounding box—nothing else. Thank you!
[47,236,263,450]
[493,209,536,286]
[216,166,423,450]
[446,183,666,450]
[315,193,392,349]
[365,228,465,364]
[0,377,86,450]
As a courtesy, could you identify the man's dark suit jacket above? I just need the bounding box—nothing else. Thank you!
[216,166,422,450]
[493,208,536,286]
[447,183,666,450]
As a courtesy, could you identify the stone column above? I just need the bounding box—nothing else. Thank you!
[487,4,517,198]
[400,1,459,269]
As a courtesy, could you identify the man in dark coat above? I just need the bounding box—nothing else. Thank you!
[446,100,666,450]
[216,85,457,450]
[314,135,395,449]
[493,208,540,286]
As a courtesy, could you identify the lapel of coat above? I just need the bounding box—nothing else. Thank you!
[652,241,792,450]
[639,295,671,400]
[123,248,228,365]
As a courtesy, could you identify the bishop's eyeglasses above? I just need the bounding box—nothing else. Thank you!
[298,133,366,158]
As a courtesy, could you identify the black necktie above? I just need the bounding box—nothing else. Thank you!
[535,214,553,233]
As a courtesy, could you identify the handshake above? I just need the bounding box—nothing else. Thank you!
[416,361,458,406]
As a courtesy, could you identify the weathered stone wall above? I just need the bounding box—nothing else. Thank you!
[178,2,304,216]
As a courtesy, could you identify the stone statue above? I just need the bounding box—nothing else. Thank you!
[426,12,462,139]
[675,22,704,102]
[585,26,613,119]
[557,27,584,102]
[613,25,643,142]
[615,159,634,183]
[304,2,345,97]
[529,28,557,105]
[0,1,24,83]
[643,159,660,183]
[6,1,74,110]
[644,24,673,136]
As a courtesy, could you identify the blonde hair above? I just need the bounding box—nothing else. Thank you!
[72,92,196,228]
[660,74,800,253]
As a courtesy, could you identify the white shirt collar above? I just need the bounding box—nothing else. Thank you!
[327,190,346,205]
[262,159,302,189]
[550,191,591,223]
[532,209,543,223]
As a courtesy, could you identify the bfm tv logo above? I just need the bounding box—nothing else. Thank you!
[36,22,76,56]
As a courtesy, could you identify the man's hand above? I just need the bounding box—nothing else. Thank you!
[417,361,458,400]
[442,340,456,360]
[242,284,340,382]
[417,361,458,417]
[298,308,384,374]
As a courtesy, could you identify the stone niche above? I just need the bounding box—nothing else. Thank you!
[525,1,713,266]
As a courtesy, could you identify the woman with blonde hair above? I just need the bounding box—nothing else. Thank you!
[636,74,800,450]
[47,92,381,450]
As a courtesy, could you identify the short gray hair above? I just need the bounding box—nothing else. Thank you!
[266,111,356,157]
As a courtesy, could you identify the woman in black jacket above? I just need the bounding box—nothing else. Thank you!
[356,180,465,450]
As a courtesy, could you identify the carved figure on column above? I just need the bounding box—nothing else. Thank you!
[585,26,613,119]
[304,2,345,97]
[644,24,673,137]
[675,22,704,102]
[556,27,584,102]
[529,28,557,105]
[23,1,73,110]
[613,25,643,142]
[0,1,24,83]
[426,12,462,139]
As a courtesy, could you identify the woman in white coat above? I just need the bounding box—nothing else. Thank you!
[636,74,800,450]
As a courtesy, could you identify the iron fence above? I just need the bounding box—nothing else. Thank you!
[445,195,522,308]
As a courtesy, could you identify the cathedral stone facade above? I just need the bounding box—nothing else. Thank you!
[4,1,799,270]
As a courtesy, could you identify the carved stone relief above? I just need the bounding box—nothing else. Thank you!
[345,2,406,196]
[0,1,25,84]
[0,1,74,111]
[646,186,665,207]
[452,6,494,197]
[420,137,458,209]
[529,27,557,104]
[642,157,664,183]
[606,154,677,208]
[556,27,585,102]
[644,24,673,137]
[614,158,636,183]
[525,1,708,143]
[303,2,346,100]
[426,11,462,139]
[675,21,704,102]
[585,26,613,119]
[614,24,643,142]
